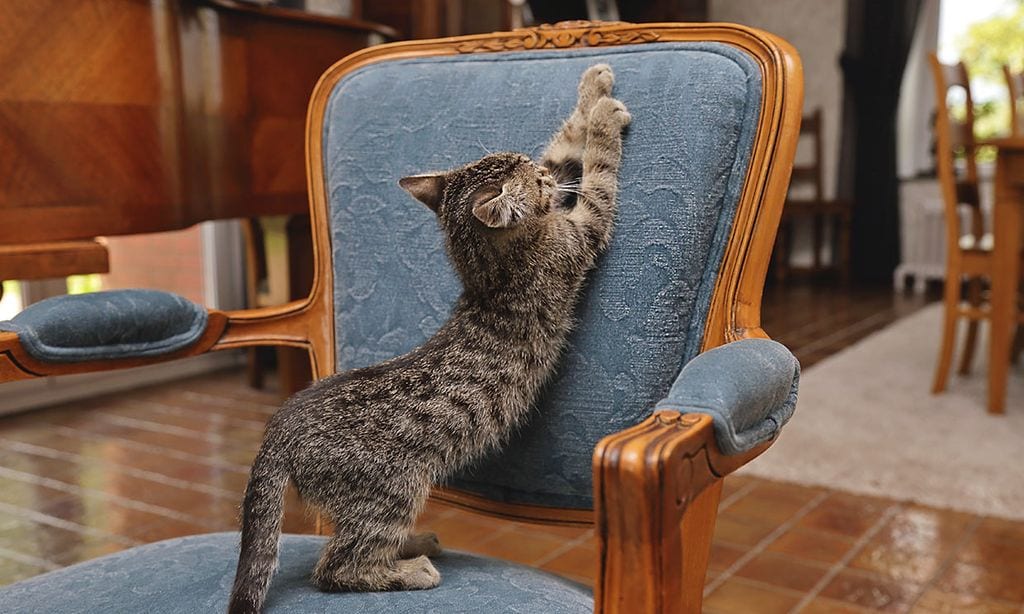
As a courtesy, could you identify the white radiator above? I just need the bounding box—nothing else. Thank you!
[895,179,947,292]
[895,164,993,293]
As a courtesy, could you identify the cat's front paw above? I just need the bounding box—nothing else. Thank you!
[578,64,615,112]
[590,97,631,130]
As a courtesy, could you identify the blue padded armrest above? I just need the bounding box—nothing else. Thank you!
[0,289,208,363]
[654,339,799,455]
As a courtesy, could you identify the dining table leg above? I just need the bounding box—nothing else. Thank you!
[989,151,1024,414]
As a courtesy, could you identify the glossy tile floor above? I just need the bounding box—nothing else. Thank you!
[1,281,1022,613]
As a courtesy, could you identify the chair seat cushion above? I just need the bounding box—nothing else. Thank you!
[0,289,207,363]
[0,533,593,613]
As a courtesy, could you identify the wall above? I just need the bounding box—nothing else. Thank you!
[102,227,206,306]
[710,0,845,199]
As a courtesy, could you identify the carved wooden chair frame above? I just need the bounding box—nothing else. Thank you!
[0,21,802,613]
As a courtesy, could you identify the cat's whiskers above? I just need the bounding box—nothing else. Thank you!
[557,184,588,198]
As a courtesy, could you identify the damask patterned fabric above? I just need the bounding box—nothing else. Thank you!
[323,43,763,508]
[654,339,800,455]
[0,533,592,613]
[0,289,207,363]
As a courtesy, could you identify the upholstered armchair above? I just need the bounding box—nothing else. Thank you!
[0,22,803,613]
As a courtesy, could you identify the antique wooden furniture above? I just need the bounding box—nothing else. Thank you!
[1007,65,1024,137]
[988,136,1024,413]
[771,108,852,282]
[928,55,1024,413]
[0,0,393,244]
[0,0,393,307]
[0,21,803,613]
[0,241,110,298]
[0,0,393,393]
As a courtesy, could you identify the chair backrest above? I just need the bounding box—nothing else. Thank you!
[787,108,824,204]
[928,54,983,248]
[299,22,802,521]
[1006,64,1024,137]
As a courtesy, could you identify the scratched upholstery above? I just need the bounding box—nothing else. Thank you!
[322,43,767,509]
[0,533,592,614]
[0,290,207,363]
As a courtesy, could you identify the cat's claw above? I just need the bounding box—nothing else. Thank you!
[394,555,442,590]
[578,64,615,113]
[591,97,631,129]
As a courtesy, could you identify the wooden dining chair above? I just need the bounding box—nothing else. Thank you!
[0,22,803,613]
[928,54,1017,392]
[1006,64,1024,137]
[1005,66,1024,363]
[771,108,852,283]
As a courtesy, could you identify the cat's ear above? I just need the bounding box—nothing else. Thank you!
[473,196,524,229]
[399,174,446,211]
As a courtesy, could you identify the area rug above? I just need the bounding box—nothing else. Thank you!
[740,303,1024,520]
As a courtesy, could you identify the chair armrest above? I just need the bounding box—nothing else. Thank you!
[654,338,799,455]
[593,339,799,614]
[0,290,321,383]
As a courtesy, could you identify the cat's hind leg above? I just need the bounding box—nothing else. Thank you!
[311,483,441,592]
[312,527,441,592]
[399,532,442,558]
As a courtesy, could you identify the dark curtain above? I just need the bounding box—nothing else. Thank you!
[527,0,589,23]
[837,0,923,282]
[526,0,708,23]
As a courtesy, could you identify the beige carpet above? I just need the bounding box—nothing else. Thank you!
[741,303,1024,520]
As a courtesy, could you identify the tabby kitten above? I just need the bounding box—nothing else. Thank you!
[228,63,630,614]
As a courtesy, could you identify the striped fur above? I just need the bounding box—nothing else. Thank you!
[228,64,630,614]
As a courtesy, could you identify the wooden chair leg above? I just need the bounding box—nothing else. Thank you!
[957,277,982,375]
[246,347,264,389]
[773,220,792,283]
[1012,324,1024,365]
[838,211,852,285]
[678,479,723,612]
[932,270,960,393]
[811,213,824,273]
[595,413,729,614]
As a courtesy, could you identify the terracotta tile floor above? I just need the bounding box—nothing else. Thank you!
[2,281,1022,613]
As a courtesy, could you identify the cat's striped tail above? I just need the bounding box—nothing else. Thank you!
[228,439,289,614]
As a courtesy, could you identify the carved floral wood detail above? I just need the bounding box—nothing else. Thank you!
[455,21,661,54]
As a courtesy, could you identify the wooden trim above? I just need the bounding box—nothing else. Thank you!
[1006,65,1024,137]
[302,20,803,524]
[432,487,592,526]
[0,299,332,383]
[204,0,399,39]
[0,312,229,381]
[214,300,331,379]
[593,411,772,613]
[0,240,109,281]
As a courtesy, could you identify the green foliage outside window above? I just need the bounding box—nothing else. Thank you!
[66,275,102,295]
[955,1,1024,152]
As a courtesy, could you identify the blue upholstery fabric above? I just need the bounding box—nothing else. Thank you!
[0,533,592,614]
[0,289,207,363]
[323,43,763,509]
[655,339,800,455]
